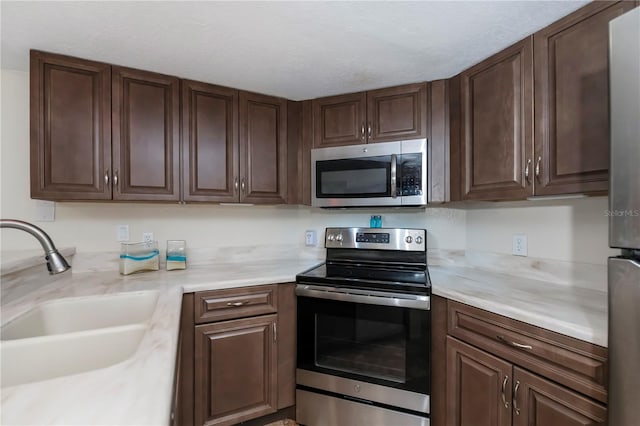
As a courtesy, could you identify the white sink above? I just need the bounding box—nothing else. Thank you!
[1,291,159,340]
[1,324,147,387]
[0,291,159,387]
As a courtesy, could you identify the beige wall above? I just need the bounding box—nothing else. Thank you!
[0,69,613,265]
[466,197,616,264]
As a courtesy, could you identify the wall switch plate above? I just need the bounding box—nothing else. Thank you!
[34,200,55,221]
[512,234,528,256]
[117,225,129,242]
[305,230,317,247]
[142,232,154,243]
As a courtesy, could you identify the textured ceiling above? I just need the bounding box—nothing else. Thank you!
[1,1,589,100]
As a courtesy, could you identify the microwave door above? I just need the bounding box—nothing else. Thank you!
[314,156,399,207]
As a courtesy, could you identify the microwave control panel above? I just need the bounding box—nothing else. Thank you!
[399,154,423,196]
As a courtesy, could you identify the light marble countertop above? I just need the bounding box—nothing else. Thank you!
[0,253,607,425]
[1,258,321,426]
[430,265,608,347]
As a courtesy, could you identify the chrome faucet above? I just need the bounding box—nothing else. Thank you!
[0,219,71,274]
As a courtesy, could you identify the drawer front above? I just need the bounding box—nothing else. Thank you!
[195,285,278,323]
[447,300,607,403]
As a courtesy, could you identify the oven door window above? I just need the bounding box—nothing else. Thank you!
[315,156,392,198]
[298,296,429,394]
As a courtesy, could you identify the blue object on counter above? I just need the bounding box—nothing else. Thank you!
[370,215,382,228]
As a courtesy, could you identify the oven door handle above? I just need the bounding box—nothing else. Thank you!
[296,285,430,310]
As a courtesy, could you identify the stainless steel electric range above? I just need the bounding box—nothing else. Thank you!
[295,227,431,426]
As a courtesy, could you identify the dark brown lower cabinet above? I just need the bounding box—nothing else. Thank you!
[194,315,278,426]
[445,337,607,426]
[178,284,296,426]
[446,336,512,426]
[513,368,606,426]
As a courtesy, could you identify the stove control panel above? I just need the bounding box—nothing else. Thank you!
[325,227,425,251]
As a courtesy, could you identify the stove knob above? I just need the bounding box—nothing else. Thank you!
[327,234,335,242]
[405,236,413,243]
[336,234,343,242]
[416,236,423,244]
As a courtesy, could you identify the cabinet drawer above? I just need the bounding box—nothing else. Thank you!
[195,285,278,324]
[447,300,608,403]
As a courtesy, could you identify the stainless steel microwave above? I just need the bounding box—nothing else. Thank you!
[311,139,427,208]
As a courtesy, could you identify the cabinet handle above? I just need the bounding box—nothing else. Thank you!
[501,375,510,409]
[104,170,110,186]
[524,159,532,184]
[361,123,365,140]
[273,322,277,342]
[113,170,119,188]
[226,301,249,307]
[241,178,246,193]
[367,123,372,139]
[234,177,239,192]
[497,335,533,350]
[513,380,521,415]
[535,156,542,182]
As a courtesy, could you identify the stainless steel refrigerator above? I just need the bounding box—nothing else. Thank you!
[608,7,640,426]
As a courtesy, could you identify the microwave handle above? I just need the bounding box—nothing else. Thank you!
[391,154,398,198]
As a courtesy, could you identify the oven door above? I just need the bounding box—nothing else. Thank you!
[296,285,430,396]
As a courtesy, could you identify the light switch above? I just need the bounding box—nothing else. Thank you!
[117,225,130,242]
[34,200,55,221]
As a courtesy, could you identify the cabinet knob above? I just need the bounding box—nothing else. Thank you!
[104,170,110,186]
[113,170,119,188]
[535,156,542,182]
[524,159,532,184]
[367,123,372,139]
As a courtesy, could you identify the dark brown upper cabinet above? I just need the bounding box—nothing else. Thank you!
[112,66,180,201]
[182,80,239,203]
[460,37,534,201]
[456,1,637,201]
[30,51,112,200]
[312,83,428,148]
[533,0,635,196]
[182,88,287,205]
[312,92,367,147]
[239,91,288,204]
[366,83,428,143]
[30,51,181,202]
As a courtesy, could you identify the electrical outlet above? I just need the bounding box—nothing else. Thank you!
[305,230,317,247]
[142,232,154,243]
[117,225,129,242]
[512,234,528,256]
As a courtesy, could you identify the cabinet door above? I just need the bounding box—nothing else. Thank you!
[513,368,606,426]
[446,336,512,426]
[366,83,428,143]
[30,51,112,200]
[182,80,239,202]
[313,92,367,147]
[461,37,534,200]
[533,1,635,196]
[112,66,180,201]
[194,315,278,426]
[239,91,287,204]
